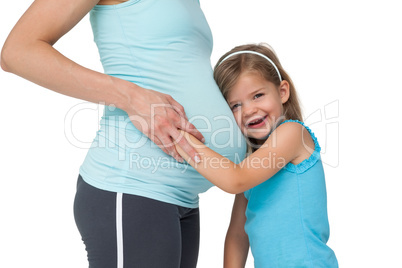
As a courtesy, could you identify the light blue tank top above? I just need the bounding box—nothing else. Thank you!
[244,120,338,267]
[79,0,247,208]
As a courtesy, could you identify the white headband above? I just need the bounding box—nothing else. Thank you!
[218,50,282,81]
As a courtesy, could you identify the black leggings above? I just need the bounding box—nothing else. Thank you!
[73,175,200,268]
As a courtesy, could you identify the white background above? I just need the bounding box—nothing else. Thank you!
[1,0,401,267]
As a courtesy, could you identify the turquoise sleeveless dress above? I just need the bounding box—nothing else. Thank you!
[244,120,338,267]
[79,0,247,208]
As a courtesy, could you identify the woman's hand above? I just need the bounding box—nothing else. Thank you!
[124,86,204,163]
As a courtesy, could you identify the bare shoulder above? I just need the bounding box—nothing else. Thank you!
[276,121,315,165]
[277,121,304,133]
[272,121,306,142]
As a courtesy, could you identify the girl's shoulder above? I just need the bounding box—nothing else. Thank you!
[278,119,319,149]
[276,119,307,135]
[274,120,316,147]
[277,120,322,172]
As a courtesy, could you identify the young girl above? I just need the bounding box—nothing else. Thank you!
[176,44,338,267]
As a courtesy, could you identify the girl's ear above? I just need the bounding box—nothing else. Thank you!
[279,80,290,104]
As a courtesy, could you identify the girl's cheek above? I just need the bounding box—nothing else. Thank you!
[233,117,246,134]
[238,123,248,136]
[234,115,242,128]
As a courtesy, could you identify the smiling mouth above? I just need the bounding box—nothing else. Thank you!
[246,116,268,128]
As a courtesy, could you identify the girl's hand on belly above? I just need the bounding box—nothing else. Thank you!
[123,85,204,163]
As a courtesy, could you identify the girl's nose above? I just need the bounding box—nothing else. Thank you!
[242,103,257,117]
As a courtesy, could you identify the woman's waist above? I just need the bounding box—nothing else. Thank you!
[80,146,213,208]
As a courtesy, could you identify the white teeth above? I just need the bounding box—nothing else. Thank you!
[247,117,264,126]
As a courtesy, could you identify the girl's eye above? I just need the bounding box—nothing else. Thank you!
[231,103,241,110]
[254,93,264,99]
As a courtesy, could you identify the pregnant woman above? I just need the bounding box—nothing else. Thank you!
[1,0,246,267]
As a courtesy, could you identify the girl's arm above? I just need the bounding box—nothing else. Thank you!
[0,0,203,162]
[224,193,249,268]
[176,122,309,194]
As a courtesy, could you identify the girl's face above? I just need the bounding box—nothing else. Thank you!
[227,71,290,140]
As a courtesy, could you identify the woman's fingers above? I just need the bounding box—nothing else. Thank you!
[163,106,203,163]
[180,119,205,144]
[170,128,201,163]
[128,91,203,163]
[155,127,185,163]
[149,134,184,163]
[151,112,197,163]
[165,95,188,120]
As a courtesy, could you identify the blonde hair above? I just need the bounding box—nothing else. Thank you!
[213,43,303,152]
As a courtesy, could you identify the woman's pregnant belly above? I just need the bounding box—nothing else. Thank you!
[80,64,247,208]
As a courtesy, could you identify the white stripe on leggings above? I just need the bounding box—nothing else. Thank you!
[116,192,124,268]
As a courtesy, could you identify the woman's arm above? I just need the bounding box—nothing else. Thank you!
[176,122,307,194]
[224,193,249,268]
[1,0,203,162]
